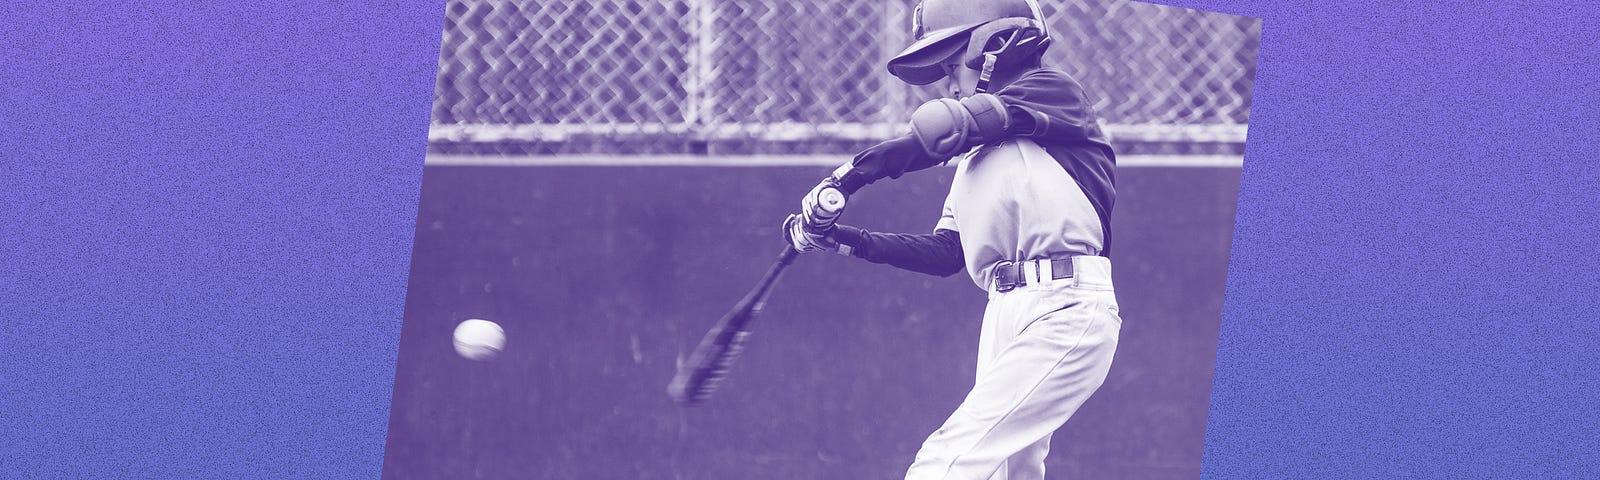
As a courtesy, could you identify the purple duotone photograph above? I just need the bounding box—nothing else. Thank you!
[383,0,1258,478]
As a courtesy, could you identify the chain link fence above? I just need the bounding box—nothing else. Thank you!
[428,0,1259,156]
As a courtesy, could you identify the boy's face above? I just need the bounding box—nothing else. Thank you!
[940,51,981,99]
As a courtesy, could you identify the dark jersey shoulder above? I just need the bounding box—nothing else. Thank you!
[994,68,1115,153]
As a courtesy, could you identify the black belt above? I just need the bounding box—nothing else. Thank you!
[992,257,1075,293]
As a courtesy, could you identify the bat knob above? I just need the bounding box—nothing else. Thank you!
[817,188,846,214]
[805,187,847,230]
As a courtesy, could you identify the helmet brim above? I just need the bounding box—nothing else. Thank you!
[887,23,984,85]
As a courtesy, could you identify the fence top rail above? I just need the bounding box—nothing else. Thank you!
[428,122,1250,144]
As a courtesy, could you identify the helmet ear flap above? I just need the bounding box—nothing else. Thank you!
[963,18,1051,72]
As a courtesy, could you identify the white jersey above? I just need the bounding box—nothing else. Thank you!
[935,139,1106,290]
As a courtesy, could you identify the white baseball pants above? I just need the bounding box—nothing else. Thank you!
[906,256,1121,480]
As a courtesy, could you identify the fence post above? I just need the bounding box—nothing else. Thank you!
[882,0,907,130]
[694,0,718,140]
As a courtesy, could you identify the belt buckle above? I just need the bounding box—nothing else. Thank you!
[993,260,1017,293]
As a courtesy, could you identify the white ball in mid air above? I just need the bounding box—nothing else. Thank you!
[453,319,505,361]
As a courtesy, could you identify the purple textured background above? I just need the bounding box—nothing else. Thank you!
[1199,1,1600,477]
[0,2,439,478]
[382,166,1239,478]
[4,0,1600,478]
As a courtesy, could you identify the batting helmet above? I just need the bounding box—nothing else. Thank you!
[887,0,1051,93]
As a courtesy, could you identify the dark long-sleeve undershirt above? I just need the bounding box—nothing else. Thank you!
[832,225,965,278]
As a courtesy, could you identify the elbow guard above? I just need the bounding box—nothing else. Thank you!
[908,94,1011,157]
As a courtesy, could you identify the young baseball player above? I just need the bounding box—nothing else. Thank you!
[783,1,1119,479]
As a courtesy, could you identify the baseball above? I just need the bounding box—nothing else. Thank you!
[453,319,505,361]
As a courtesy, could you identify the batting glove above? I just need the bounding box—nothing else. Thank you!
[784,213,842,254]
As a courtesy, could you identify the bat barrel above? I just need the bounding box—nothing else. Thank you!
[670,244,798,406]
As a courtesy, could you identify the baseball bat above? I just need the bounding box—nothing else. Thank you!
[668,188,845,406]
